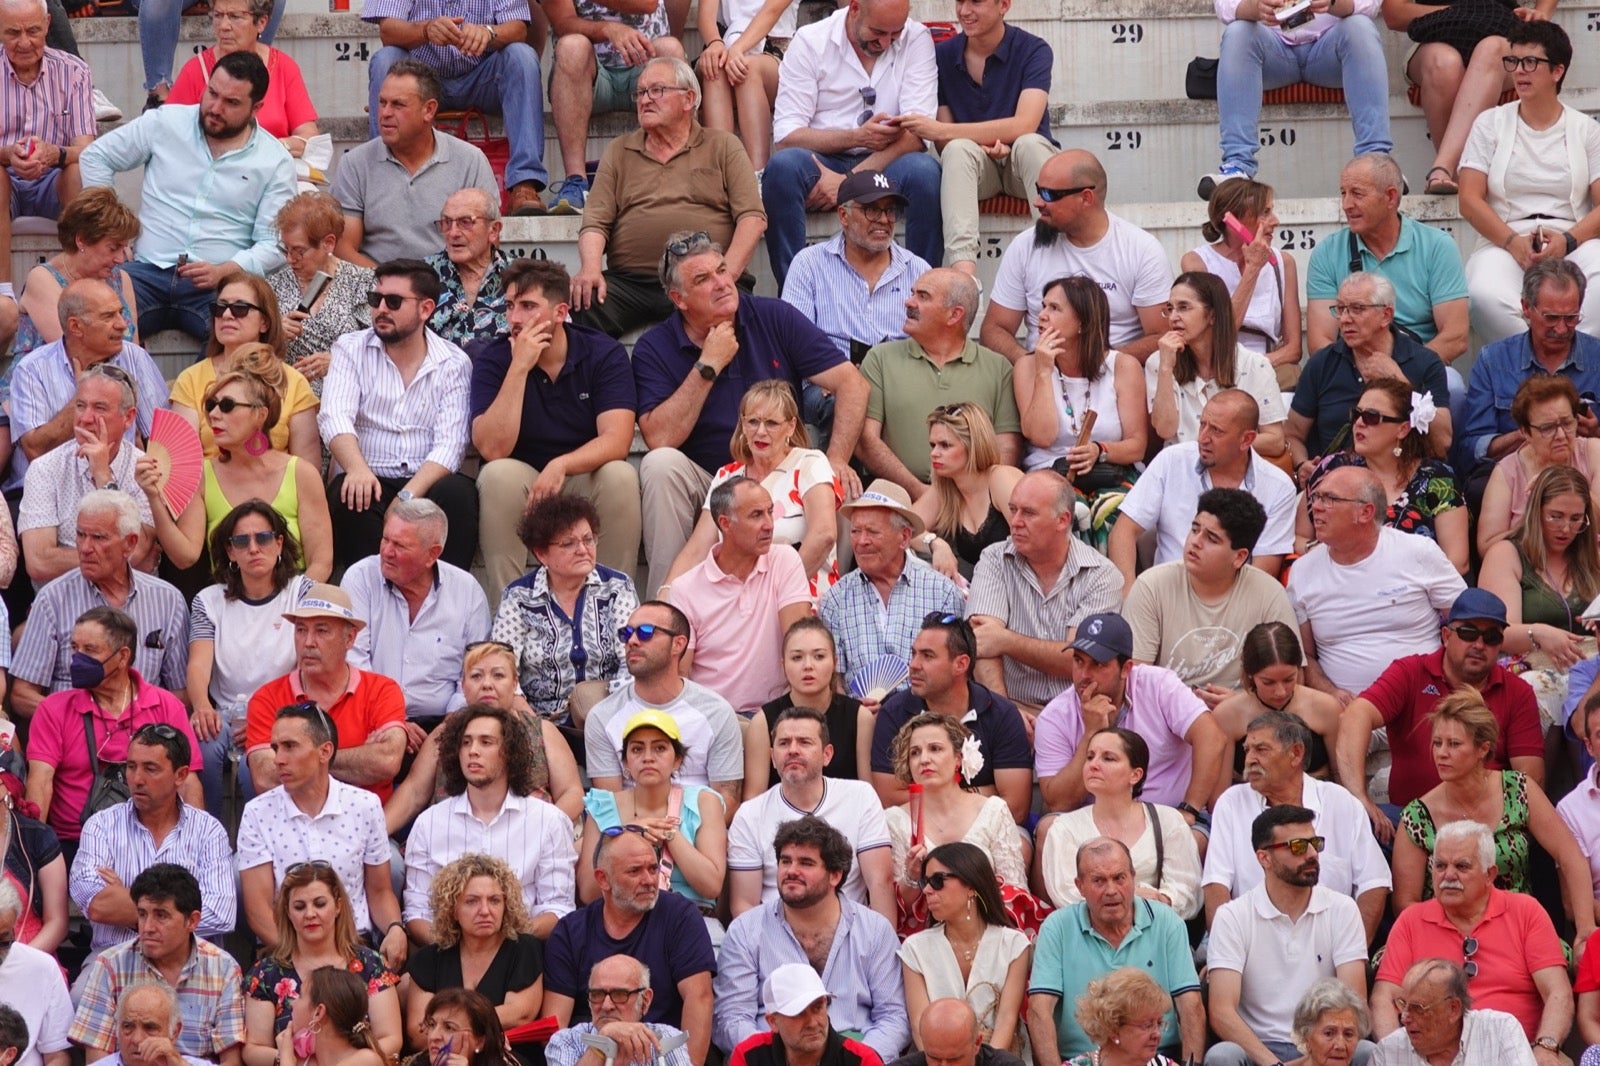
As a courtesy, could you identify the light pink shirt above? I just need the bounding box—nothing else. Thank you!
[673,544,812,714]
[1556,768,1600,897]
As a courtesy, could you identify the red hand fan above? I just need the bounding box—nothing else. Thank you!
[146,409,204,518]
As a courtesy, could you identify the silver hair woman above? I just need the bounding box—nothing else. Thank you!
[1288,978,1370,1066]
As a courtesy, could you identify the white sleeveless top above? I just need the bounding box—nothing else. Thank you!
[1191,242,1283,356]
[1025,357,1126,472]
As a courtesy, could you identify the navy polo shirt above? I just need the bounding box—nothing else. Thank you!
[935,24,1055,142]
[633,293,846,473]
[1291,325,1451,456]
[467,323,637,469]
[869,681,1033,787]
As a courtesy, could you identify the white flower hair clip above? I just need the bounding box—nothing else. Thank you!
[1410,392,1437,435]
[960,735,985,784]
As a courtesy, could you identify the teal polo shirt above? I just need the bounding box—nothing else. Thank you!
[1029,898,1200,1059]
[1305,214,1469,343]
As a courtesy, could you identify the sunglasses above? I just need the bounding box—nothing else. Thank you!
[466,639,517,656]
[227,530,279,550]
[85,363,134,386]
[586,987,647,1007]
[923,872,962,890]
[664,231,711,260]
[211,299,264,319]
[593,823,652,864]
[1262,835,1324,855]
[1349,406,1408,427]
[1036,184,1093,203]
[1462,936,1479,978]
[286,859,334,877]
[367,291,420,310]
[131,723,182,743]
[1449,623,1505,646]
[204,396,263,415]
[619,623,680,643]
[856,85,877,126]
[923,612,961,626]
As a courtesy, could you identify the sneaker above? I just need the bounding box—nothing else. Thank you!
[92,88,122,122]
[1196,167,1248,201]
[547,175,588,216]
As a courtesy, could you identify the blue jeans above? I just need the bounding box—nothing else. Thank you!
[122,259,218,340]
[762,148,943,290]
[130,0,285,91]
[1216,16,1391,174]
[196,728,256,822]
[368,45,548,189]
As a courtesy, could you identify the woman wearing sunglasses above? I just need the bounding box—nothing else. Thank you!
[404,854,543,1055]
[1391,689,1591,924]
[183,500,316,815]
[888,714,1027,936]
[911,402,1023,582]
[243,863,402,1066]
[1458,19,1600,343]
[138,362,334,582]
[169,274,321,467]
[1479,375,1600,553]
[899,843,1029,1054]
[1294,376,1467,572]
[575,712,727,931]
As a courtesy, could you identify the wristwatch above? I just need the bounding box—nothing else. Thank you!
[1533,1037,1560,1052]
[695,360,717,381]
[397,489,414,501]
[102,480,119,492]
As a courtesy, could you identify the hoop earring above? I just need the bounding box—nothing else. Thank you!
[245,431,270,456]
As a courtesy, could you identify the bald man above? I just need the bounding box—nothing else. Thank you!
[888,999,1025,1066]
[104,986,209,1066]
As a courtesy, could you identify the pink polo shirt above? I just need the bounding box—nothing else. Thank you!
[672,544,812,714]
[24,671,201,840]
[1377,887,1565,1039]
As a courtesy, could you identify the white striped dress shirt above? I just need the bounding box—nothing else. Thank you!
[0,49,94,147]
[402,791,576,925]
[318,327,471,478]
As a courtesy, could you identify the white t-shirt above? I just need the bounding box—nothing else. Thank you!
[1208,885,1368,1044]
[190,576,313,709]
[726,778,891,904]
[1124,562,1299,690]
[1118,442,1298,565]
[1144,344,1288,442]
[585,679,747,786]
[0,941,72,1066]
[1287,528,1466,694]
[1461,105,1600,223]
[990,212,1171,350]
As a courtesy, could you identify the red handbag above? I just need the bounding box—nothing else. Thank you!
[439,109,512,213]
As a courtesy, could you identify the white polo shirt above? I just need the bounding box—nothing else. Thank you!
[727,778,891,905]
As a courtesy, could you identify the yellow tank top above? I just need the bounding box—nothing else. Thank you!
[202,456,303,545]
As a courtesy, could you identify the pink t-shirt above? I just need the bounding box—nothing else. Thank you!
[166,46,318,140]
[672,544,812,715]
[24,673,202,840]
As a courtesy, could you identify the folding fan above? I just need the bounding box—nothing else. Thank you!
[146,408,204,518]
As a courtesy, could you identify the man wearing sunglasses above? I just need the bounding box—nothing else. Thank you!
[1371,820,1570,1062]
[319,258,477,573]
[978,149,1170,365]
[1336,588,1540,845]
[1207,805,1372,1066]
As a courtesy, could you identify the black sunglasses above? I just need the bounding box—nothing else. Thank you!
[131,723,182,744]
[210,300,264,319]
[1449,623,1505,646]
[1349,406,1408,427]
[593,823,653,864]
[367,291,420,310]
[227,530,279,550]
[924,871,962,890]
[856,85,877,125]
[619,623,680,643]
[1462,936,1479,978]
[1036,184,1093,203]
[204,396,264,415]
[664,231,711,259]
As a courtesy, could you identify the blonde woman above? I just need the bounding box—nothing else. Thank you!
[912,402,1023,581]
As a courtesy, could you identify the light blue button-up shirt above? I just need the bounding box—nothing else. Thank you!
[79,105,295,276]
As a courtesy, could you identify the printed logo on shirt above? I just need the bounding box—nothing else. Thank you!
[1422,683,1441,696]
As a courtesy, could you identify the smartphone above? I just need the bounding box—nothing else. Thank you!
[299,270,334,312]
[176,253,189,268]
[1276,0,1314,28]
[1223,211,1278,265]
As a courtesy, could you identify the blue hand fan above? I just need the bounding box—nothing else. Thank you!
[848,654,910,701]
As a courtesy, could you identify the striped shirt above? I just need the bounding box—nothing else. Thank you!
[781,233,930,361]
[69,799,237,953]
[5,340,171,489]
[0,48,94,146]
[11,567,190,693]
[361,0,532,77]
[818,554,964,686]
[401,792,577,925]
[68,936,245,1056]
[318,327,471,478]
[17,440,155,547]
[965,538,1122,706]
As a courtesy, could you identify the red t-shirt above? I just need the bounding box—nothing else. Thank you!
[1358,649,1542,806]
[245,668,406,802]
[166,46,318,140]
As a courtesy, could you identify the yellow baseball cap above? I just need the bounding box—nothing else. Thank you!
[622,709,682,743]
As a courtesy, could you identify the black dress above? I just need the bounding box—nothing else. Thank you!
[760,693,864,787]
[408,934,545,1066]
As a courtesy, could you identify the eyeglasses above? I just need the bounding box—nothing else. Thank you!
[618,623,680,643]
[1350,406,1408,427]
[1262,835,1324,855]
[1121,1019,1165,1035]
[849,201,897,222]
[1036,184,1093,203]
[211,300,264,319]
[227,530,279,550]
[1394,996,1453,1017]
[1462,936,1479,978]
[923,871,962,890]
[435,215,486,232]
[1528,304,1582,325]
[633,84,689,102]
[204,396,264,415]
[1307,492,1362,508]
[742,417,790,434]
[367,291,420,310]
[1329,303,1385,317]
[210,8,254,21]
[856,85,877,125]
[1502,55,1556,72]
[286,859,334,877]
[1529,416,1579,439]
[553,534,599,552]
[1449,623,1505,646]
[1544,511,1591,532]
[586,987,647,1006]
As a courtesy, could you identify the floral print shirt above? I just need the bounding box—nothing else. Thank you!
[426,247,509,348]
[244,946,398,1034]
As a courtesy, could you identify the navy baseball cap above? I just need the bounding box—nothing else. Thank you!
[1070,613,1134,663]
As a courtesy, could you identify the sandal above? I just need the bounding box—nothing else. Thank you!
[1424,166,1458,195]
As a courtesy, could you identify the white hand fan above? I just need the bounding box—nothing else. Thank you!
[848,654,910,702]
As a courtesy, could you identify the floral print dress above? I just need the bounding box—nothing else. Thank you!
[1305,453,1462,540]
[244,946,398,1033]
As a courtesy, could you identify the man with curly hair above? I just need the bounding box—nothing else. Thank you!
[401,704,576,942]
